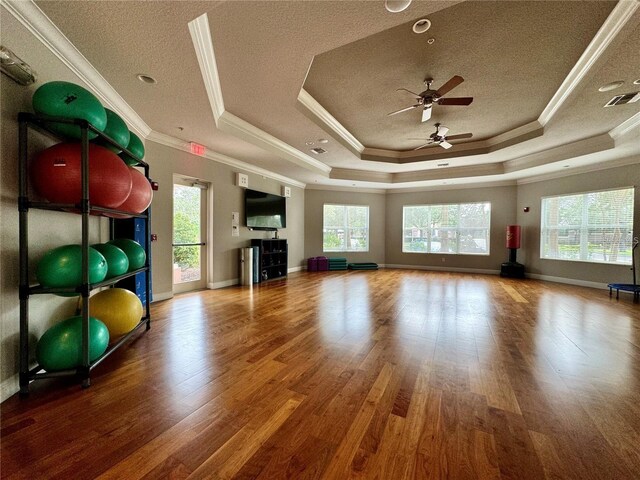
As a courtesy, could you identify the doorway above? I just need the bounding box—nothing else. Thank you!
[172,178,208,294]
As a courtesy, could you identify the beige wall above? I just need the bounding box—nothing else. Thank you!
[304,189,386,264]
[0,12,109,401]
[516,162,640,284]
[385,185,518,272]
[145,142,305,298]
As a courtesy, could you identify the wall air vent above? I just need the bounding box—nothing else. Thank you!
[604,92,640,107]
[437,162,449,167]
[310,147,327,154]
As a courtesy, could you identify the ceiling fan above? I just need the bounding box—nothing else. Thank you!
[410,123,473,150]
[388,75,473,122]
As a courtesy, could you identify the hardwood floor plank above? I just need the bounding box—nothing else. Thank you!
[2,270,639,479]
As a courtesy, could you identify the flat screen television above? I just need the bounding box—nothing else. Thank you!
[245,188,287,230]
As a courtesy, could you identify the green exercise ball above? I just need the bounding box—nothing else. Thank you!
[36,316,109,371]
[95,109,130,153]
[107,238,146,271]
[32,81,107,139]
[36,245,108,288]
[119,131,144,166]
[91,243,129,279]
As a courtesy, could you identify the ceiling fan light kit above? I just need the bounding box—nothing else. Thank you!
[388,75,474,123]
[412,123,473,151]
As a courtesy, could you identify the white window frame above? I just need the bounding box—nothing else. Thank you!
[540,187,634,265]
[323,204,370,252]
[402,202,491,255]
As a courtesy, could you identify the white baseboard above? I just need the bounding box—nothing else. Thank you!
[525,273,609,290]
[151,291,173,302]
[384,264,500,275]
[1,376,18,403]
[288,266,303,273]
[209,278,239,289]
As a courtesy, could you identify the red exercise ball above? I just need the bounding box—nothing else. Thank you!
[31,143,132,209]
[107,167,152,218]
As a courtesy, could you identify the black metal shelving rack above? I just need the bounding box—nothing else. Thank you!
[18,112,152,394]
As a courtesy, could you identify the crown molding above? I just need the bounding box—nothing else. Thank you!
[385,179,517,194]
[188,13,225,123]
[359,121,543,163]
[1,0,152,138]
[305,184,387,194]
[329,168,393,183]
[609,111,640,139]
[146,130,306,189]
[217,111,331,175]
[392,163,504,183]
[504,134,614,173]
[516,155,640,185]
[188,12,331,176]
[538,0,639,126]
[296,88,365,155]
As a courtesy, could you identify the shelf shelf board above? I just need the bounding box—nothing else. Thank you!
[28,267,149,295]
[26,201,148,219]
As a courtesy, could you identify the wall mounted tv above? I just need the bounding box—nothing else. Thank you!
[245,188,287,230]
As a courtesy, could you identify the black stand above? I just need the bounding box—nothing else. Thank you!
[500,248,525,278]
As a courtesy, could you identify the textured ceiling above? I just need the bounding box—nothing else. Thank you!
[303,1,615,150]
[30,0,640,188]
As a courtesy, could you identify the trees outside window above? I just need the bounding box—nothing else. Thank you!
[402,203,491,255]
[541,187,634,265]
[323,205,369,252]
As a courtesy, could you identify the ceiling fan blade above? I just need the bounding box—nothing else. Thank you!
[396,87,421,97]
[440,141,453,149]
[435,75,464,96]
[413,142,433,150]
[438,126,450,137]
[387,104,419,116]
[446,133,473,140]
[421,106,432,122]
[438,97,474,106]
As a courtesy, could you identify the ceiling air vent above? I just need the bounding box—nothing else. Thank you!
[310,147,327,155]
[604,92,640,107]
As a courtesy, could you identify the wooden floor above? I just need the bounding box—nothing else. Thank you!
[2,270,640,479]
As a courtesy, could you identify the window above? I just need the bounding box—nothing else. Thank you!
[540,187,634,265]
[323,204,369,252]
[402,202,491,255]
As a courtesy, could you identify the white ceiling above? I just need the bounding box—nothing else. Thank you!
[8,0,640,189]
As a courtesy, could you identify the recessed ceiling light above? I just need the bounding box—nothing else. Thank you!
[634,79,640,85]
[305,141,315,146]
[137,74,157,85]
[385,0,412,13]
[427,38,435,45]
[598,81,624,92]
[176,127,184,131]
[318,138,329,144]
[412,19,431,34]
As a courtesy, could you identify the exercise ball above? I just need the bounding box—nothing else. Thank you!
[36,316,109,371]
[36,245,107,288]
[91,243,129,278]
[95,108,130,153]
[107,239,146,271]
[108,167,153,218]
[31,143,132,209]
[119,131,144,166]
[32,81,107,139]
[89,288,143,337]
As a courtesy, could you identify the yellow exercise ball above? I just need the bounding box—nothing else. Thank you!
[88,288,143,338]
